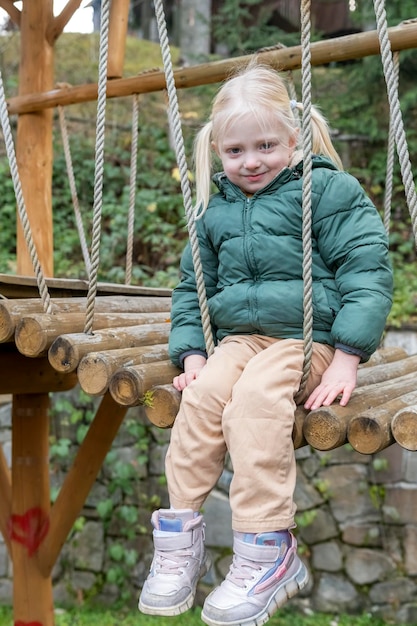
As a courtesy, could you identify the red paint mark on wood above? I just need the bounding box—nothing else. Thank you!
[8,507,49,557]
[15,622,43,626]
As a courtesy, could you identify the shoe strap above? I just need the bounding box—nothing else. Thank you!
[233,535,291,562]
[154,528,199,552]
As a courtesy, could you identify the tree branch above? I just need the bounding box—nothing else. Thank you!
[46,0,83,44]
[0,0,21,28]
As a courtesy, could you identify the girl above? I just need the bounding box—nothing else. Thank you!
[139,63,393,626]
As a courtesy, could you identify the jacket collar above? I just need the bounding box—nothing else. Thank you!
[213,154,338,201]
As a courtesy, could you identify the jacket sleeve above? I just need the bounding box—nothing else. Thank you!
[168,220,219,368]
[313,170,393,361]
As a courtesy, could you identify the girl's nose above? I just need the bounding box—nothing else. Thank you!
[244,154,261,169]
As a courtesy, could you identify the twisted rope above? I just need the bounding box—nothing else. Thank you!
[0,71,52,313]
[125,94,139,285]
[299,0,314,391]
[383,51,399,235]
[373,2,417,245]
[58,105,92,275]
[154,0,215,356]
[84,0,111,334]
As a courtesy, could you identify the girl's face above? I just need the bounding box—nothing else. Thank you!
[213,114,297,195]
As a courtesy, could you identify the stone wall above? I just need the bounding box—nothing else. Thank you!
[0,330,416,622]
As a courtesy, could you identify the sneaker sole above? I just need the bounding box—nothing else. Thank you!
[201,559,309,626]
[139,552,212,617]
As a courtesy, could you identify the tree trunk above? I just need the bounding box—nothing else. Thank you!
[179,0,211,64]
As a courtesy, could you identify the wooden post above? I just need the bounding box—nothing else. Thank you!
[0,445,12,555]
[11,393,54,626]
[107,0,130,79]
[16,1,55,276]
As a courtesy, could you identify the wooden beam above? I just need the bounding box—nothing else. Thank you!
[6,20,417,115]
[37,393,128,577]
[0,350,77,394]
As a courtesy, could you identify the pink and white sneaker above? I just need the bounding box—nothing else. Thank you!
[201,530,308,626]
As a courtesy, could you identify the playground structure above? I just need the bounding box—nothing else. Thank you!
[0,1,416,625]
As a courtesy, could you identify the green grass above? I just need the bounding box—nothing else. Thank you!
[0,605,390,626]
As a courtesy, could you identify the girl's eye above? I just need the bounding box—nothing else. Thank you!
[228,147,241,155]
[261,142,274,150]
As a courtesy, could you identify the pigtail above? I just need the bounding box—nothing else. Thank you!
[293,102,343,170]
[193,121,214,218]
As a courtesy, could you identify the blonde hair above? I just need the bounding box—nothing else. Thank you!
[193,63,343,216]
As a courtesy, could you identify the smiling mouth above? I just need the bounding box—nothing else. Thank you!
[245,172,265,180]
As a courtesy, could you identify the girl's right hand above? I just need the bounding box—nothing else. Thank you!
[173,354,207,391]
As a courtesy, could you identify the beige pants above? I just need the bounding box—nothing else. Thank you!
[165,335,334,532]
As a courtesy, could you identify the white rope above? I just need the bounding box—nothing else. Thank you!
[153,0,215,356]
[58,105,92,275]
[125,94,139,285]
[383,51,399,235]
[299,0,314,391]
[373,3,417,245]
[84,0,111,334]
[0,71,52,314]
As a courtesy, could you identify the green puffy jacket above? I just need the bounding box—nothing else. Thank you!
[169,156,393,367]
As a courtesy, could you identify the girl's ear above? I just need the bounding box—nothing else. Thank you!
[289,128,300,149]
[211,141,220,156]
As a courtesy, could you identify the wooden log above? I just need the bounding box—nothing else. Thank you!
[0,349,77,394]
[48,322,170,373]
[361,346,408,367]
[347,390,417,454]
[141,349,414,435]
[109,361,180,406]
[357,353,417,387]
[391,404,417,451]
[293,407,308,449]
[15,311,170,358]
[7,22,417,115]
[143,383,310,450]
[0,295,171,343]
[144,383,182,428]
[303,371,417,451]
[78,344,169,396]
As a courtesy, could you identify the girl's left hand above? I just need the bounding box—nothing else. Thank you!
[304,349,360,410]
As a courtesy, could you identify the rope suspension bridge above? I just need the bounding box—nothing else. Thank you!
[0,1,416,624]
